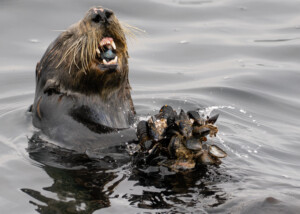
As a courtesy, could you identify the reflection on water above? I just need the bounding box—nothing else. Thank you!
[23,132,230,213]
[22,167,113,213]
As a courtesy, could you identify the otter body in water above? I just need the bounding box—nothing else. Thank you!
[31,7,135,151]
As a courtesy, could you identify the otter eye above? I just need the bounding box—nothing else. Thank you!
[92,14,101,23]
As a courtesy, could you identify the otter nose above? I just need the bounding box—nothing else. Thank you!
[92,8,113,23]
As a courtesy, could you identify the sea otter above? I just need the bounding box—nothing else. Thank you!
[31,7,136,152]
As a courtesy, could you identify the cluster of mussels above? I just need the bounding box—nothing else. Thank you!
[133,105,227,171]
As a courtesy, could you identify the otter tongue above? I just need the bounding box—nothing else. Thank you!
[101,49,116,62]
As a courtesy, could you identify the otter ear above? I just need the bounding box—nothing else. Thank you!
[43,79,60,96]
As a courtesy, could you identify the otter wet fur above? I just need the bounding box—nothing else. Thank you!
[31,7,136,152]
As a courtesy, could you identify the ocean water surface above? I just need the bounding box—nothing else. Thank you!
[0,0,300,213]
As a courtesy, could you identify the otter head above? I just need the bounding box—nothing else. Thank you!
[38,6,130,98]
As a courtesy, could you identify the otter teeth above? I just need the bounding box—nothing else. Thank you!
[111,56,118,64]
[111,41,116,50]
[102,56,118,65]
[99,37,117,50]
[96,48,101,55]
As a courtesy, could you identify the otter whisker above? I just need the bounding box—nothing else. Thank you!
[72,44,81,70]
[84,40,89,72]
[51,29,67,32]
[80,38,87,72]
[121,22,146,40]
[58,37,83,71]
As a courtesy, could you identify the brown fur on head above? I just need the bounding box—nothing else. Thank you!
[37,6,130,98]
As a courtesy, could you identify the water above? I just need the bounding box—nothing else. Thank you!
[1,0,300,213]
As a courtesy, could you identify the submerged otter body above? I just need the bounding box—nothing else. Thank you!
[32,7,135,151]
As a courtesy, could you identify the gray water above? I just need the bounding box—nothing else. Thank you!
[1,0,300,213]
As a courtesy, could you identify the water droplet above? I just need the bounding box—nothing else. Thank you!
[179,40,188,44]
[29,39,39,43]
[240,109,246,114]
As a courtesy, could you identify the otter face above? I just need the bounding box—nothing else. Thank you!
[38,6,129,96]
[79,7,128,73]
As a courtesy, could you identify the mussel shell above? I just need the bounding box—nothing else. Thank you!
[148,116,167,141]
[206,114,219,124]
[148,125,160,141]
[179,109,189,121]
[187,110,200,120]
[192,126,210,137]
[198,150,217,165]
[144,140,153,150]
[178,121,193,138]
[185,137,202,151]
[208,145,227,158]
[168,135,181,158]
[187,110,205,125]
[167,115,176,126]
[165,123,180,136]
[136,120,149,141]
[158,105,177,119]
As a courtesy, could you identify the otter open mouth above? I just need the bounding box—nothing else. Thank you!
[96,37,118,70]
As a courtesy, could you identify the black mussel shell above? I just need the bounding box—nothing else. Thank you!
[186,137,202,151]
[179,109,189,121]
[206,114,219,124]
[167,116,176,126]
[187,110,201,120]
[178,121,193,138]
[192,126,210,137]
[144,140,153,150]
[168,135,182,158]
[198,150,217,165]
[165,123,180,136]
[137,120,149,142]
[159,105,177,119]
[187,110,205,125]
[148,116,167,141]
